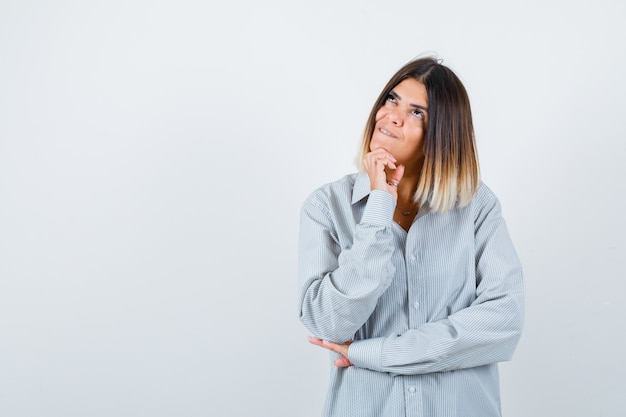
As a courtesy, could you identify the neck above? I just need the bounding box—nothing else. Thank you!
[397,178,418,203]
[385,157,424,203]
[386,168,421,203]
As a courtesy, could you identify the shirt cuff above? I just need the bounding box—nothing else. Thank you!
[360,190,396,227]
[348,337,385,371]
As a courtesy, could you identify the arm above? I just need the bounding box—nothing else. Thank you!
[347,193,524,375]
[297,189,397,343]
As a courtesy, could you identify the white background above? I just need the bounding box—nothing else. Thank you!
[1,1,625,416]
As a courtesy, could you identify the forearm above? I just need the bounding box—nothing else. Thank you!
[348,288,524,375]
[298,190,396,343]
[348,198,525,376]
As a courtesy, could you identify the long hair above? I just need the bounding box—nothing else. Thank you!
[358,57,480,213]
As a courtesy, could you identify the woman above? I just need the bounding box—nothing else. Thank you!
[298,56,524,417]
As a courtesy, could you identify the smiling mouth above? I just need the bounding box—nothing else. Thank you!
[379,127,396,138]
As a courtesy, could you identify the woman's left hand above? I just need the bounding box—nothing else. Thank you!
[308,336,353,368]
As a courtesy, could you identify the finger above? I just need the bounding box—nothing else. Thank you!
[372,150,396,163]
[385,167,403,189]
[389,164,405,184]
[364,150,396,167]
[364,156,395,177]
[307,336,324,348]
[322,339,340,353]
[334,356,353,368]
[309,337,343,355]
[364,152,399,193]
[373,158,397,170]
[370,149,397,161]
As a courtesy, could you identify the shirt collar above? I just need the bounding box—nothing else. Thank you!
[352,171,372,205]
[351,171,433,218]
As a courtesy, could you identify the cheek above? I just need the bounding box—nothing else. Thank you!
[374,108,386,123]
[405,125,425,143]
[415,127,425,140]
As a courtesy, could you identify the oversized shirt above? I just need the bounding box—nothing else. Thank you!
[298,172,524,417]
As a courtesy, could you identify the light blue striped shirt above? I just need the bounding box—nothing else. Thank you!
[298,172,524,417]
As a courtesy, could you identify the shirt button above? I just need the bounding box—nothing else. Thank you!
[410,255,416,261]
[413,302,420,309]
[408,386,416,393]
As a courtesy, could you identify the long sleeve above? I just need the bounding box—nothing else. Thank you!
[348,190,524,375]
[299,176,522,417]
[298,188,397,343]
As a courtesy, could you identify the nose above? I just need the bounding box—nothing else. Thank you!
[386,108,403,126]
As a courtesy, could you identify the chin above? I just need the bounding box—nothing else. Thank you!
[370,137,388,151]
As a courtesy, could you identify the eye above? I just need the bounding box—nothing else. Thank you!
[411,109,425,119]
[385,93,397,104]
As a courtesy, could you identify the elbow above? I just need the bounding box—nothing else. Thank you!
[511,290,525,342]
[502,303,525,361]
[502,282,525,352]
[298,308,356,344]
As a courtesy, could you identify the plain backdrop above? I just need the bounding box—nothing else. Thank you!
[1,1,625,416]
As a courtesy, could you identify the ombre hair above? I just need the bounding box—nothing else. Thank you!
[358,56,480,213]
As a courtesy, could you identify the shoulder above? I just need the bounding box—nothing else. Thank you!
[469,181,506,226]
[299,173,361,229]
[302,172,359,208]
[472,181,499,207]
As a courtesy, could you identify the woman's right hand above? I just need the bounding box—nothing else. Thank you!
[363,149,405,199]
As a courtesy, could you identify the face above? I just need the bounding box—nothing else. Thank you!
[369,78,428,168]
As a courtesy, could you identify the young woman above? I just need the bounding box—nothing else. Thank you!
[298,56,524,417]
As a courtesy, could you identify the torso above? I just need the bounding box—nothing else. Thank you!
[393,210,417,231]
[393,200,419,231]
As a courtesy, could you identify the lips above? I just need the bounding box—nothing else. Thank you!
[379,126,397,138]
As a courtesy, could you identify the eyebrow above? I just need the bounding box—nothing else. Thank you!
[389,90,429,112]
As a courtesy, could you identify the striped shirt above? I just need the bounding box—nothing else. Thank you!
[298,172,524,417]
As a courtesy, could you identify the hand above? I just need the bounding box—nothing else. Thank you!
[362,149,405,198]
[308,336,353,368]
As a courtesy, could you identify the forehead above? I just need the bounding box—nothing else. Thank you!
[392,78,428,106]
